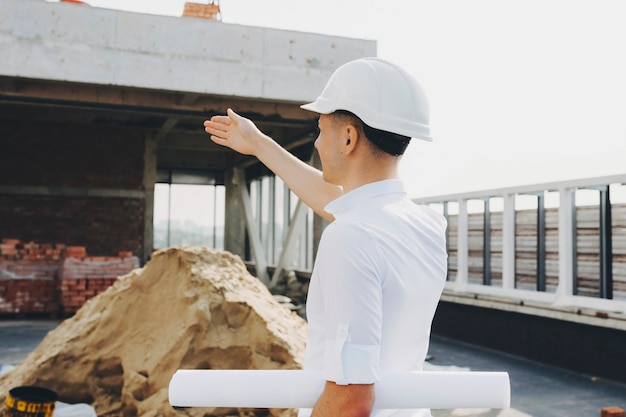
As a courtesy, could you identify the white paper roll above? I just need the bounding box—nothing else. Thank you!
[168,370,510,410]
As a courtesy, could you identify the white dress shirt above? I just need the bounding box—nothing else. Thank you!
[299,179,448,417]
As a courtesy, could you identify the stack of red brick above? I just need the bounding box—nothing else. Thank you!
[1,239,66,315]
[182,2,220,20]
[60,254,139,314]
[0,238,139,316]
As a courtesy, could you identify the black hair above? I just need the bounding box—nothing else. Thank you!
[332,110,411,156]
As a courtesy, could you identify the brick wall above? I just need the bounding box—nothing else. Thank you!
[0,194,144,259]
[0,122,147,258]
[0,123,144,189]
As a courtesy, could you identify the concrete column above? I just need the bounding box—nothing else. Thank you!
[224,168,246,259]
[142,135,157,264]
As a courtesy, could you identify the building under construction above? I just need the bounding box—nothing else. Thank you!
[1,0,625,393]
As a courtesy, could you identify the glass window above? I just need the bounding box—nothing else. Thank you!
[153,183,225,251]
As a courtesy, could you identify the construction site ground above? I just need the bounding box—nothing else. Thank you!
[1,319,624,417]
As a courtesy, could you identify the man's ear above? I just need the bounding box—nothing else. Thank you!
[344,124,359,155]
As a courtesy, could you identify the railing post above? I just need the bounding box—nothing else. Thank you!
[502,193,516,290]
[443,202,450,281]
[522,191,547,291]
[537,191,546,292]
[483,198,491,286]
[572,190,579,295]
[556,187,575,299]
[483,197,491,285]
[599,186,613,299]
[456,199,469,289]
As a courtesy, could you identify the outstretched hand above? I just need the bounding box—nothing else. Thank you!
[204,109,265,156]
[204,107,340,222]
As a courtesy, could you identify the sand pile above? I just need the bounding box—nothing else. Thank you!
[0,247,308,417]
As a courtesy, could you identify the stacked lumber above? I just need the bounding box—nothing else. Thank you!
[446,203,626,300]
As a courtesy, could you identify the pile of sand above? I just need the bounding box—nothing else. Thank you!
[0,247,308,417]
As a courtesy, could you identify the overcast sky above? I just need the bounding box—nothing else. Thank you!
[54,0,626,198]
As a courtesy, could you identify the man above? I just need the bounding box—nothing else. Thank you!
[204,57,448,417]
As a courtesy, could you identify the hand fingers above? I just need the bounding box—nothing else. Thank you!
[204,119,226,129]
[204,109,239,139]
[209,115,232,125]
[226,108,239,120]
[209,135,229,146]
[204,121,228,138]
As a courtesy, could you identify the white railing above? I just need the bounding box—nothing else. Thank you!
[413,174,626,329]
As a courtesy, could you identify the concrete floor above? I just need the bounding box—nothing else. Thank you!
[1,319,625,417]
[427,336,626,417]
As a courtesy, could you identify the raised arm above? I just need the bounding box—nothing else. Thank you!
[204,109,342,222]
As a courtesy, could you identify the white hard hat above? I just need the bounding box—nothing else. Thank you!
[301,57,432,142]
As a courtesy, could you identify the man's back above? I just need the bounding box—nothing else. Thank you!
[302,180,448,416]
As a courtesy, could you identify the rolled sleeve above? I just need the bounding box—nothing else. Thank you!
[324,323,381,385]
[316,223,384,385]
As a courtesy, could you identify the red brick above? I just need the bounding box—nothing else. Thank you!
[602,407,625,417]
[182,2,220,19]
[65,246,86,258]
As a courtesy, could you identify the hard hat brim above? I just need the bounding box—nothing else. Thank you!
[300,100,433,142]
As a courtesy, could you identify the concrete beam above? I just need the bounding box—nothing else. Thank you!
[0,185,145,199]
[0,0,376,103]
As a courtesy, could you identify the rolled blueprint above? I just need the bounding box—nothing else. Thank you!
[168,370,510,409]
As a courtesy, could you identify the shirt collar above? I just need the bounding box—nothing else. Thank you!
[324,179,407,217]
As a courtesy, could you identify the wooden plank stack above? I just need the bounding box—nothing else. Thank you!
[446,203,626,300]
